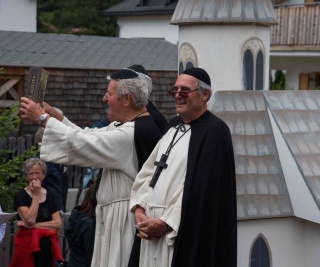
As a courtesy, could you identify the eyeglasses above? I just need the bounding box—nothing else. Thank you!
[168,87,199,98]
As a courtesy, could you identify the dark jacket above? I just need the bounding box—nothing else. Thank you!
[64,207,94,267]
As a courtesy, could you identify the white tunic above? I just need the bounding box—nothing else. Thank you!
[40,117,138,267]
[130,125,191,267]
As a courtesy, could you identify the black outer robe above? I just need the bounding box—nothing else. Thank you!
[146,101,168,134]
[170,110,237,267]
[128,110,237,267]
[134,115,162,170]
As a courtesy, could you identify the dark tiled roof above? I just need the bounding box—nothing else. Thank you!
[0,31,178,71]
[103,0,177,16]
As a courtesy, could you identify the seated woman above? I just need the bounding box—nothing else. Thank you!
[10,157,62,267]
[64,180,96,267]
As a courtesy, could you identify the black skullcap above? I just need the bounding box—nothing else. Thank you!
[127,64,149,76]
[182,67,211,86]
[110,69,138,80]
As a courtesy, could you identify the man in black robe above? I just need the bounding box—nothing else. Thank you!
[129,67,237,266]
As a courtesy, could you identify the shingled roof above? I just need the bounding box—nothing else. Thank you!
[102,0,177,16]
[0,31,178,71]
[171,0,278,26]
[212,90,320,222]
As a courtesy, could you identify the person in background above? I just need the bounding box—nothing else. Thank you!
[10,157,62,267]
[129,67,237,266]
[20,68,161,267]
[64,180,96,267]
[0,205,6,245]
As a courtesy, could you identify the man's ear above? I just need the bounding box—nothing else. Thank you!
[201,89,210,102]
[123,93,131,107]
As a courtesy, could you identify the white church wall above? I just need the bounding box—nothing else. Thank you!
[118,16,179,44]
[0,0,36,32]
[270,56,320,90]
[238,217,320,267]
[178,25,270,93]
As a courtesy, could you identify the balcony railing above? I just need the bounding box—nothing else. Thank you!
[271,4,320,49]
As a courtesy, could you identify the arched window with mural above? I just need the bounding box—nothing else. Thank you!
[250,234,271,267]
[242,38,265,90]
[178,42,198,74]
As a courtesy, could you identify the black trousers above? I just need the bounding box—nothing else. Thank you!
[33,237,52,267]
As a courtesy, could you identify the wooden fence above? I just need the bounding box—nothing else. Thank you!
[0,134,85,189]
[271,4,320,47]
[0,135,86,265]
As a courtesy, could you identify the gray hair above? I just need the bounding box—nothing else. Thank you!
[140,73,152,95]
[196,80,212,102]
[117,74,149,109]
[22,157,47,176]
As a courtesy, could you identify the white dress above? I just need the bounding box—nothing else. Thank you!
[130,125,191,267]
[40,117,138,267]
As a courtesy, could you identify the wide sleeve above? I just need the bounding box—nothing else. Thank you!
[159,184,184,245]
[40,118,134,170]
[130,142,160,211]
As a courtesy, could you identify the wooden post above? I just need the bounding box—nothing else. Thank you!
[299,73,309,90]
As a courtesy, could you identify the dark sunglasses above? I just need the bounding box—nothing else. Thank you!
[168,88,199,98]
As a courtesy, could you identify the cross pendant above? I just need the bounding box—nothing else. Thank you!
[149,154,168,188]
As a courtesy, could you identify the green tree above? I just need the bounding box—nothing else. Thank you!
[271,70,286,90]
[37,0,120,36]
[0,69,37,211]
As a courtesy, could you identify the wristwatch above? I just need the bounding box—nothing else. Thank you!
[38,113,49,126]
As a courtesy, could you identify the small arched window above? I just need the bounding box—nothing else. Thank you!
[250,235,271,267]
[179,42,198,74]
[256,50,264,90]
[243,49,254,90]
[242,39,265,90]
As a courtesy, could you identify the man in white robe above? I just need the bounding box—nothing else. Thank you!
[20,68,162,267]
[129,67,237,267]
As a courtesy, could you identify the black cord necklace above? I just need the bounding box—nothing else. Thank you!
[131,110,148,121]
[114,110,148,127]
[149,123,190,188]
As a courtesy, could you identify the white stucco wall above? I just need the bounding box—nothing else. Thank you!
[117,16,178,44]
[0,0,36,32]
[270,56,320,90]
[238,217,320,267]
[178,25,271,93]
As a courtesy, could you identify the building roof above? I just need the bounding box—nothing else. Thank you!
[0,31,178,71]
[171,0,278,26]
[211,90,320,223]
[102,0,177,16]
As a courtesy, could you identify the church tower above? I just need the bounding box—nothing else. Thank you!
[170,0,278,92]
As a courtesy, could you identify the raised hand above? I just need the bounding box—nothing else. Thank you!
[20,97,45,123]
